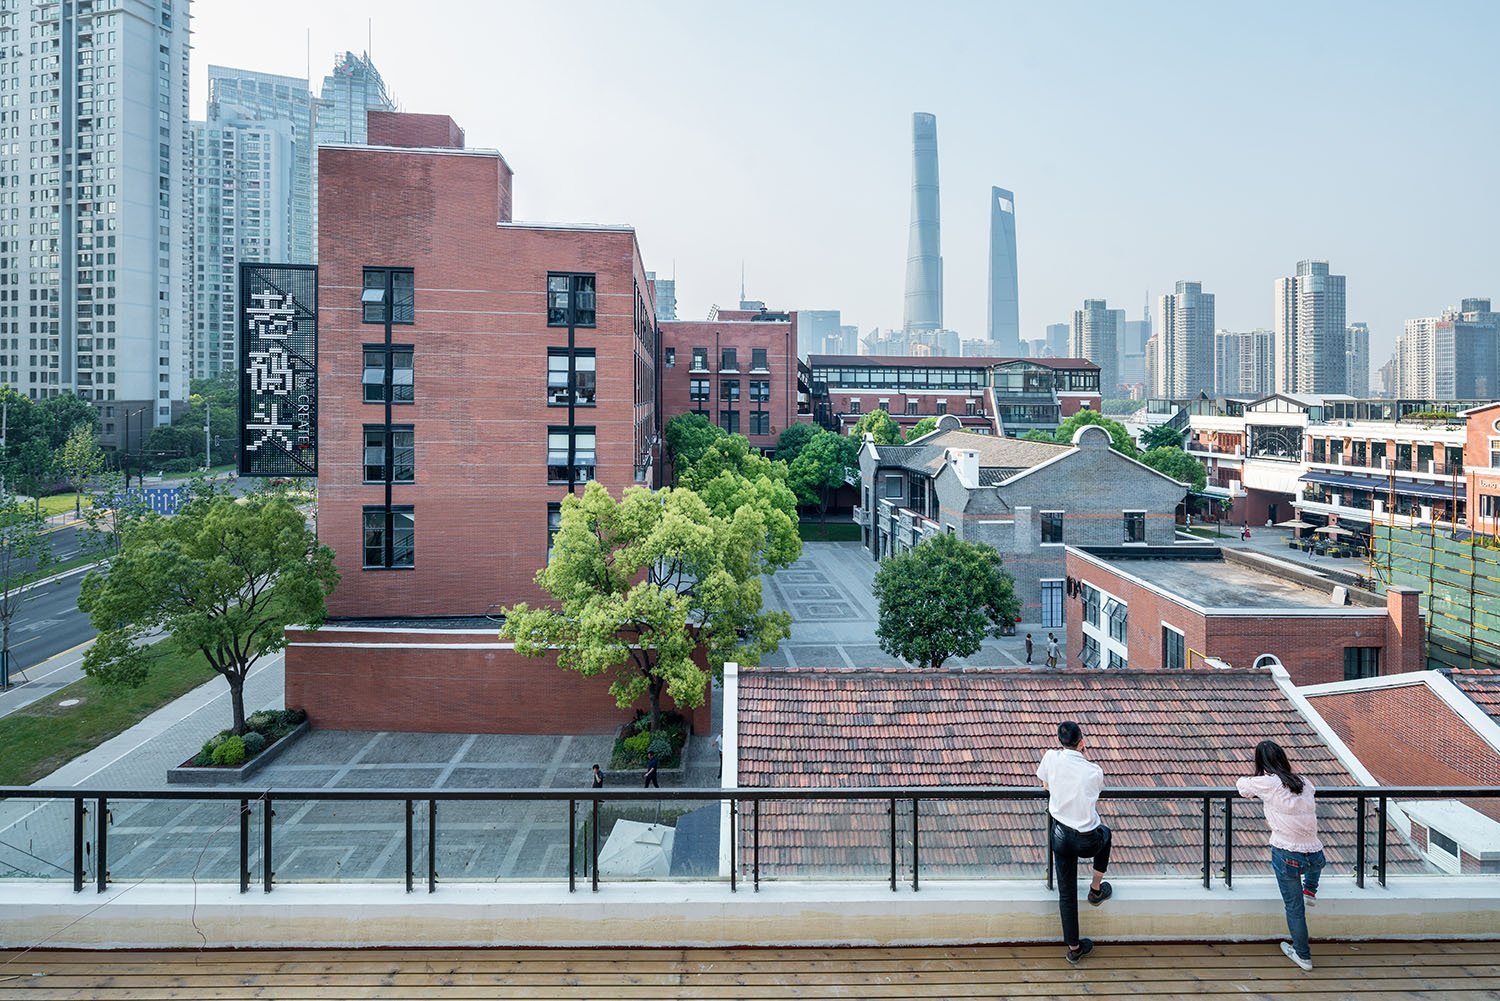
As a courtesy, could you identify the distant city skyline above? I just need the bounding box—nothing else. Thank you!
[190,1,1499,363]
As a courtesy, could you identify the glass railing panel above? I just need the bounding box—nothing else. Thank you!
[0,797,74,881]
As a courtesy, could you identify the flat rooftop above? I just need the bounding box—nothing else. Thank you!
[1070,547,1379,613]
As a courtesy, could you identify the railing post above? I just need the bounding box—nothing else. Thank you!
[752,799,760,892]
[729,798,737,893]
[1355,794,1366,888]
[95,796,107,893]
[911,797,920,892]
[403,798,413,894]
[1045,813,1054,891]
[239,799,250,894]
[1201,796,1211,891]
[568,798,576,893]
[1377,796,1387,888]
[1222,796,1233,888]
[591,798,600,893]
[262,796,273,893]
[889,798,897,893]
[72,797,84,893]
[427,799,437,894]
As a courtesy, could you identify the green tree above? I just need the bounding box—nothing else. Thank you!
[664,413,724,481]
[1045,410,1138,458]
[78,486,339,734]
[676,432,775,490]
[1139,445,1207,493]
[36,393,99,448]
[787,430,856,522]
[1139,423,1185,451]
[907,415,940,441]
[679,440,802,572]
[500,481,791,733]
[850,409,903,445]
[0,495,54,687]
[57,423,106,517]
[773,422,820,464]
[871,534,1020,669]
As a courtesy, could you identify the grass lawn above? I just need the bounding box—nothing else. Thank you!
[798,521,862,542]
[20,552,98,588]
[1184,525,1232,540]
[35,493,89,518]
[0,647,217,786]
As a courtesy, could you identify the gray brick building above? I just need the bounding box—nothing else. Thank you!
[854,416,1187,626]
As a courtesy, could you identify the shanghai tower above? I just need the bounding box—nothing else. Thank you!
[986,186,1020,354]
[903,112,943,333]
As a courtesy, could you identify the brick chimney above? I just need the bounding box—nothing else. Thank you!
[1385,585,1423,675]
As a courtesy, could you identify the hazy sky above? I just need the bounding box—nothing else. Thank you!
[193,0,1499,363]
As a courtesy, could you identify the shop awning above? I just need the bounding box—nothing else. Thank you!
[1298,470,1464,501]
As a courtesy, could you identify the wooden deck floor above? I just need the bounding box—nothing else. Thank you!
[1,942,1498,999]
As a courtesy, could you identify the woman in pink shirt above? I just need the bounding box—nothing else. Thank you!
[1236,740,1325,973]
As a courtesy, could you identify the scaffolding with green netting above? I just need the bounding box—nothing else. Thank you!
[1369,523,1500,671]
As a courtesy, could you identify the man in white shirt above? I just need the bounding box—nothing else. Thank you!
[1036,721,1113,963]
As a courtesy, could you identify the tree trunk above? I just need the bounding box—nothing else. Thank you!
[647,675,665,734]
[74,490,81,517]
[228,672,248,735]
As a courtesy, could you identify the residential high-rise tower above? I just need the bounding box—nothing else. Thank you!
[310,52,394,259]
[1397,300,1498,398]
[0,0,192,448]
[903,113,942,333]
[1274,260,1347,394]
[986,186,1019,353]
[1213,329,1274,397]
[1155,281,1216,397]
[1345,322,1370,397]
[1071,299,1123,397]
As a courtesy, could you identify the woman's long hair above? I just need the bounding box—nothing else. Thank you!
[1253,739,1305,794]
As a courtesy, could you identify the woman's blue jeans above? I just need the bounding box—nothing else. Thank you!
[1271,846,1326,960]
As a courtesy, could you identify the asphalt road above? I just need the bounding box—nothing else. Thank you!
[6,566,93,675]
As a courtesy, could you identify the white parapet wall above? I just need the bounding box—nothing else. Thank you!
[4,877,1500,950]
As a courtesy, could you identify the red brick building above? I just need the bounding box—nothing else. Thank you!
[1465,402,1500,537]
[1063,545,1424,684]
[659,312,798,452]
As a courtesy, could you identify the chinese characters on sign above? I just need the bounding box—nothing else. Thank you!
[239,264,318,476]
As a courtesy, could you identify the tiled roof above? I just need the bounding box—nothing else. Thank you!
[875,431,1069,477]
[1452,670,1500,723]
[736,667,1421,878]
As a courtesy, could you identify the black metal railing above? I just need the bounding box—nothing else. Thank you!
[2,784,1496,895]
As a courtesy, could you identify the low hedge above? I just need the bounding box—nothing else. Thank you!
[608,711,688,771]
[188,707,307,767]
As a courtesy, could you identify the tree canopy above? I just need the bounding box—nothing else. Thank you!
[78,485,339,734]
[773,422,820,464]
[1139,423,1185,451]
[906,415,940,441]
[850,409,904,445]
[1027,410,1138,458]
[664,413,724,479]
[871,534,1020,669]
[1139,445,1208,493]
[57,423,106,516]
[787,430,856,519]
[500,481,792,732]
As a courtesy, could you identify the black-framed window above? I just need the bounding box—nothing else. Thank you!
[1081,635,1100,669]
[1107,651,1127,670]
[720,347,738,372]
[1343,646,1380,680]
[689,378,710,402]
[547,273,596,327]
[691,347,708,371]
[883,474,903,499]
[906,399,918,416]
[720,379,740,403]
[936,400,948,415]
[749,379,770,403]
[547,427,596,484]
[1041,510,1064,544]
[362,268,414,324]
[547,502,563,562]
[547,348,596,406]
[750,410,770,436]
[849,399,862,415]
[1082,584,1100,626]
[719,409,740,434]
[1483,495,1500,519]
[363,425,414,483]
[363,505,414,569]
[1162,626,1185,669]
[1105,598,1128,642]
[664,347,676,368]
[751,347,768,371]
[966,400,977,416]
[362,345,414,404]
[1124,510,1146,543]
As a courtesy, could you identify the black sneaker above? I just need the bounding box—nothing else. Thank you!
[1066,939,1094,965]
[1088,881,1112,906]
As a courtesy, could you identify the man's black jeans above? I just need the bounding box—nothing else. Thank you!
[1052,819,1112,946]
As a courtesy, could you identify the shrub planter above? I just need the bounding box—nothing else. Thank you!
[600,729,692,788]
[166,720,310,786]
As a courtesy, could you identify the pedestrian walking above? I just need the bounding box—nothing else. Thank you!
[1025,633,1034,664]
[591,764,604,789]
[1045,633,1060,670]
[1241,523,1251,542]
[1237,740,1324,972]
[1037,721,1112,964]
[643,751,660,789]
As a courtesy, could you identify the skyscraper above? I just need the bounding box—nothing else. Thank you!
[645,271,676,322]
[1214,329,1274,397]
[903,113,942,333]
[1274,260,1347,394]
[1155,281,1216,398]
[1397,300,1498,398]
[1071,300,1123,397]
[799,309,844,359]
[1045,323,1071,357]
[1344,322,1370,397]
[0,0,192,446]
[310,52,394,259]
[206,67,314,264]
[189,106,295,378]
[986,186,1019,353]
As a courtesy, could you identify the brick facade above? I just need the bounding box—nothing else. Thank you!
[1466,402,1500,537]
[285,627,709,735]
[366,110,466,150]
[659,317,798,451]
